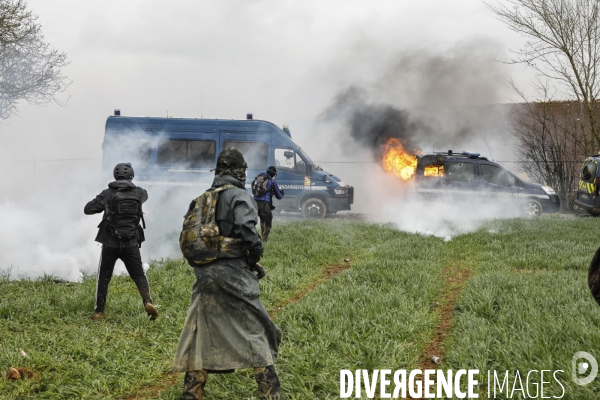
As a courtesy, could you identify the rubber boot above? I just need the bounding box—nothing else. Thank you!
[254,365,283,399]
[183,369,208,400]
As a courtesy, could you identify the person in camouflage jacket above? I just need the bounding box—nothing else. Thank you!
[173,148,283,400]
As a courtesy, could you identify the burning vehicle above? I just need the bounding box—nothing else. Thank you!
[381,140,560,216]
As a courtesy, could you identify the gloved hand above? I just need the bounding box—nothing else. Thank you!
[280,189,285,196]
[250,263,266,279]
[246,250,262,265]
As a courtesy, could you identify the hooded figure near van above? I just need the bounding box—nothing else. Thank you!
[84,162,159,322]
[174,147,283,400]
[252,166,284,242]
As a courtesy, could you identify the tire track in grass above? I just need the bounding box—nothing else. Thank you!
[269,262,351,316]
[407,265,473,399]
[120,374,180,400]
[119,262,352,400]
[419,265,473,370]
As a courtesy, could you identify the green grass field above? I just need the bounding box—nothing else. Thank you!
[1,216,600,399]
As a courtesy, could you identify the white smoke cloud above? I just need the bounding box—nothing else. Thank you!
[0,133,203,281]
[374,189,523,241]
[331,163,526,240]
[0,164,102,281]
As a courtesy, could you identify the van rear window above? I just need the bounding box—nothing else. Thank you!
[223,141,268,170]
[581,161,598,183]
[157,140,215,168]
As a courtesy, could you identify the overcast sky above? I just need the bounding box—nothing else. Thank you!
[0,0,531,162]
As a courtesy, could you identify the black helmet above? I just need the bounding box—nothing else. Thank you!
[216,147,248,170]
[267,166,277,177]
[113,163,134,180]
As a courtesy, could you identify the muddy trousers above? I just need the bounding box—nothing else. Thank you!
[183,366,283,400]
[94,245,152,313]
[256,200,274,242]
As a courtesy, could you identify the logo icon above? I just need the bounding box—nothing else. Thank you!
[572,351,598,385]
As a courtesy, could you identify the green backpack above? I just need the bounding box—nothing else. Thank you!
[179,184,246,266]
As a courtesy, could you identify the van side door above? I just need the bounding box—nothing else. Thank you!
[272,147,308,210]
[477,162,522,200]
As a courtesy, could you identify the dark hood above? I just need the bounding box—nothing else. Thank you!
[211,174,245,190]
[108,179,136,189]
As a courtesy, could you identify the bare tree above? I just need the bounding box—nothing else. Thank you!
[488,0,600,151]
[0,0,70,120]
[508,82,597,209]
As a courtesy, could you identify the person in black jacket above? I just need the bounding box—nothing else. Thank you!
[84,162,158,321]
[253,166,284,242]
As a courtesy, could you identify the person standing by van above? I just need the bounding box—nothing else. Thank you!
[252,166,284,242]
[84,163,158,322]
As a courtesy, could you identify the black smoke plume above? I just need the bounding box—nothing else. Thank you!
[319,40,510,161]
[321,86,430,158]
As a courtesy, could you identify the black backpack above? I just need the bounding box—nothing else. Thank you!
[251,175,270,197]
[103,188,145,240]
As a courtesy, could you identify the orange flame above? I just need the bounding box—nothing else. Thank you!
[381,138,417,180]
[424,164,444,177]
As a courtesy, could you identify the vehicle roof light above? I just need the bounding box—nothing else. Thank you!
[462,151,480,158]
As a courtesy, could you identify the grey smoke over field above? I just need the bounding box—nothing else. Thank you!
[322,86,426,157]
[0,40,522,279]
[320,40,514,161]
[318,40,529,238]
[0,1,532,280]
[0,134,198,281]
[0,164,103,281]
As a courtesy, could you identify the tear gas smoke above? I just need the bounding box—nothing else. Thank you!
[322,40,512,161]
[320,40,529,238]
[0,134,197,281]
[322,86,426,158]
[0,163,106,281]
[0,40,527,279]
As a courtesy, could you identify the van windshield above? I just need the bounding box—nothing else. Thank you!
[297,148,321,170]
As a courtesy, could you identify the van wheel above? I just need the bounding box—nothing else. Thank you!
[522,199,543,217]
[301,198,327,219]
